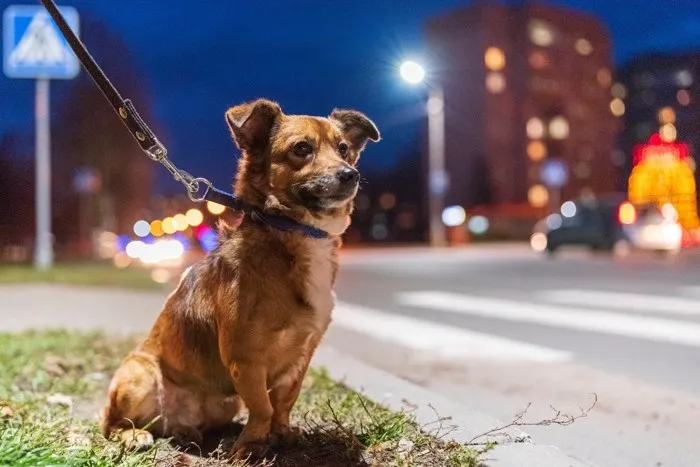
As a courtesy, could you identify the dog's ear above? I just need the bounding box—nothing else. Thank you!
[226,99,282,152]
[329,109,380,152]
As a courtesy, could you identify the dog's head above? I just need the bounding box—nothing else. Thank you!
[226,99,379,235]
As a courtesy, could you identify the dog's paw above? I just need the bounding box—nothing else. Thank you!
[119,429,154,451]
[229,439,268,461]
[270,424,303,446]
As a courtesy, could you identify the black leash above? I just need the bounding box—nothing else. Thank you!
[39,0,329,239]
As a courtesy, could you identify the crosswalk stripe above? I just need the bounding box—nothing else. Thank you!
[679,286,700,298]
[333,301,571,362]
[536,289,700,316]
[395,291,700,347]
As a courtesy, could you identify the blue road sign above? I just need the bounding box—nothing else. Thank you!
[3,4,79,79]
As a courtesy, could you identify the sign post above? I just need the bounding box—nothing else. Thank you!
[3,5,79,269]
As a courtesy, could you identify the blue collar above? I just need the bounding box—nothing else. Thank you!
[203,185,330,239]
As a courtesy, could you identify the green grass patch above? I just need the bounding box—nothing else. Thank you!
[0,330,480,466]
[0,263,163,290]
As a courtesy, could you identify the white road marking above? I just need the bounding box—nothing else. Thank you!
[536,289,700,316]
[396,291,700,347]
[332,302,571,362]
[679,286,700,298]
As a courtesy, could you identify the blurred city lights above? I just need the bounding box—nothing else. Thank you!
[485,72,506,94]
[207,201,226,215]
[548,116,570,140]
[528,185,549,208]
[662,203,678,222]
[526,117,545,139]
[173,213,188,231]
[399,60,426,84]
[125,240,146,259]
[659,123,677,143]
[676,70,693,88]
[484,47,506,71]
[610,98,625,117]
[441,206,466,227]
[527,140,547,161]
[677,89,691,106]
[597,68,612,87]
[116,235,131,252]
[468,216,490,235]
[618,202,637,225]
[574,38,593,56]
[546,214,563,229]
[150,220,164,237]
[186,208,204,226]
[530,232,548,252]
[199,227,218,253]
[113,252,131,269]
[133,220,150,238]
[560,201,577,218]
[658,107,676,124]
[162,217,176,234]
[529,20,554,47]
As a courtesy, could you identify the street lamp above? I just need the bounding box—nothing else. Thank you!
[399,60,448,247]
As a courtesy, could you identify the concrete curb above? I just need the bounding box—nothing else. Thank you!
[312,345,597,467]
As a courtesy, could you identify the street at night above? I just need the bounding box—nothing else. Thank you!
[330,246,700,467]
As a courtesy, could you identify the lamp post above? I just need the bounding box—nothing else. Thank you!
[400,61,448,247]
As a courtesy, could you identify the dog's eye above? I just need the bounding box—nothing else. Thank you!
[292,142,313,158]
[338,142,350,159]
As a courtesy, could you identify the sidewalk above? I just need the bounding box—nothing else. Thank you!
[0,284,594,467]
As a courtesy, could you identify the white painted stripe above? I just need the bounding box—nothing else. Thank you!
[333,301,571,362]
[679,286,700,298]
[536,289,700,316]
[396,291,700,347]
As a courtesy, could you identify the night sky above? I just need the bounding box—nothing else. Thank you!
[2,0,700,194]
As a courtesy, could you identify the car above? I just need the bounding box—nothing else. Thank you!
[530,195,683,256]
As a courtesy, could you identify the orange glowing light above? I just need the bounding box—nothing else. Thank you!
[618,202,637,225]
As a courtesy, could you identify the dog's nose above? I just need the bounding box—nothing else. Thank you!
[336,166,359,184]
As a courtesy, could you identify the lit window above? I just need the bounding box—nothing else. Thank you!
[527,141,547,161]
[528,185,549,208]
[484,47,506,71]
[575,38,593,56]
[610,98,625,117]
[485,72,506,93]
[677,89,691,106]
[611,83,627,99]
[529,20,554,47]
[659,123,677,143]
[528,51,548,69]
[597,68,612,87]
[526,117,545,139]
[676,70,693,88]
[657,107,676,125]
[379,193,396,210]
[549,116,570,140]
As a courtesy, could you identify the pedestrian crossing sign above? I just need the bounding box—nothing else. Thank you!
[3,4,79,79]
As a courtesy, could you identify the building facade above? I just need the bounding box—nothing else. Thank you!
[425,1,619,213]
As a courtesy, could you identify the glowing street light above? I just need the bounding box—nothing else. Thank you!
[399,60,426,84]
[399,60,447,247]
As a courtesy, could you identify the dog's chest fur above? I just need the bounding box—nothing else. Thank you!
[300,237,335,330]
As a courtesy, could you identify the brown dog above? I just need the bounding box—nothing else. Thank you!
[101,99,379,459]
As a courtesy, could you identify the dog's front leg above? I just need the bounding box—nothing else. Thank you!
[269,363,308,446]
[229,363,273,460]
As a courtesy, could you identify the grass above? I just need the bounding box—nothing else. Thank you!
[0,330,481,466]
[0,263,163,290]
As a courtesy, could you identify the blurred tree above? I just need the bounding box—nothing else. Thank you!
[52,17,155,250]
[0,132,33,247]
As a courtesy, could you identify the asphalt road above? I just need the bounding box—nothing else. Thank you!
[327,245,700,467]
